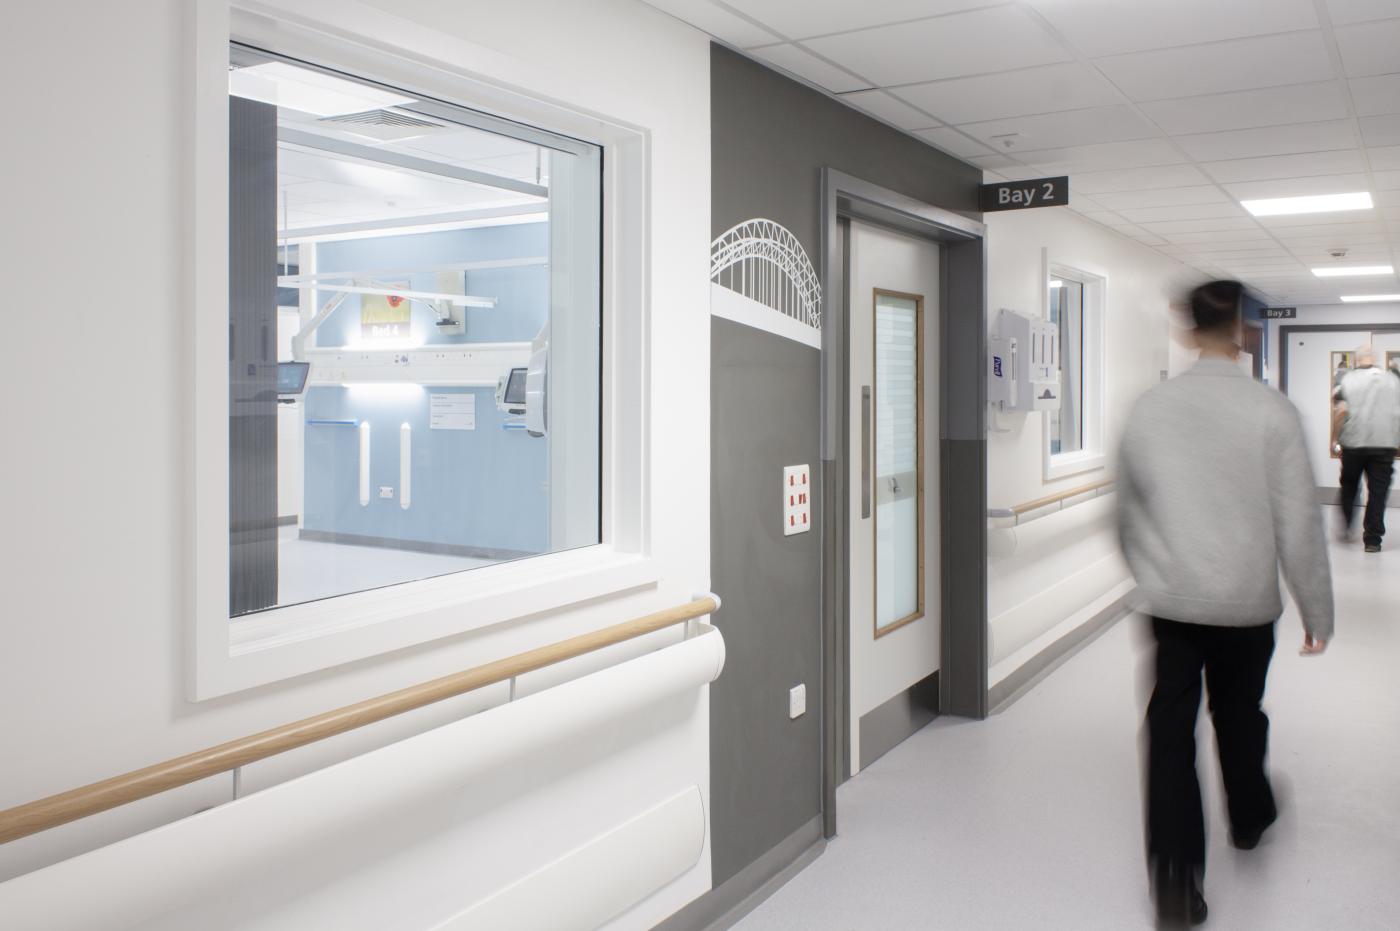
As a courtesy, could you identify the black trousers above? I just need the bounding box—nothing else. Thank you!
[1339,447,1395,546]
[1146,617,1277,871]
[1338,448,1394,546]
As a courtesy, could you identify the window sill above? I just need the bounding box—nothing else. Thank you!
[1044,449,1106,482]
[196,546,660,699]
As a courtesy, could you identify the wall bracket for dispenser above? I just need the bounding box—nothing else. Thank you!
[990,308,1061,413]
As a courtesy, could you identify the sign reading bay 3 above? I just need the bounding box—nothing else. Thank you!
[979,176,1069,212]
[1262,307,1297,319]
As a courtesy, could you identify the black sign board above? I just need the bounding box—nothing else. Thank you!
[1262,307,1297,319]
[980,175,1069,212]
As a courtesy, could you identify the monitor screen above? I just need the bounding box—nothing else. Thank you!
[277,361,311,395]
[503,367,527,406]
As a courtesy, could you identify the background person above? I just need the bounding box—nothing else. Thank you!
[1331,347,1400,552]
[1117,280,1334,928]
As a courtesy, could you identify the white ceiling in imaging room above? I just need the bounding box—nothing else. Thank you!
[642,0,1400,306]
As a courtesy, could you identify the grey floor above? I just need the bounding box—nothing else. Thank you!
[735,517,1400,930]
[276,525,493,607]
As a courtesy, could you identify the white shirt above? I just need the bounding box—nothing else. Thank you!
[1335,366,1400,450]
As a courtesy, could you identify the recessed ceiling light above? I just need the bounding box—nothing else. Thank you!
[229,62,415,117]
[1339,294,1400,302]
[1240,191,1372,217]
[1312,265,1394,277]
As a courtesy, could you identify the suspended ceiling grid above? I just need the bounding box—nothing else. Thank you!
[643,0,1400,306]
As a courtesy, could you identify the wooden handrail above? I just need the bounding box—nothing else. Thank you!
[0,596,720,846]
[987,479,1115,522]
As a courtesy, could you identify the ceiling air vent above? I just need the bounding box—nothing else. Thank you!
[318,109,448,142]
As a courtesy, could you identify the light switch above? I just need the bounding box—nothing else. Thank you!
[783,464,811,536]
[789,683,806,719]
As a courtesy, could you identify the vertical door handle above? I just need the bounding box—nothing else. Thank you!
[861,385,872,519]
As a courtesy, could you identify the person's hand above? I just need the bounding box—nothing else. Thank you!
[1300,633,1328,655]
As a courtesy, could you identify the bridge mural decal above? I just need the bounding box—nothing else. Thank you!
[709,218,822,332]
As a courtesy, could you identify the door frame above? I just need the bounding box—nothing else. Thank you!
[818,169,987,839]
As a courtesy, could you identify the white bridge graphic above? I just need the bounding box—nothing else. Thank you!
[710,219,822,332]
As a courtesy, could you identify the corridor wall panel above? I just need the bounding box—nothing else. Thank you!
[708,44,980,886]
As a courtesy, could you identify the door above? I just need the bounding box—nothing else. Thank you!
[846,220,940,775]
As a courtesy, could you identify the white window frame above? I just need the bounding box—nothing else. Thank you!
[190,1,656,699]
[1043,251,1107,482]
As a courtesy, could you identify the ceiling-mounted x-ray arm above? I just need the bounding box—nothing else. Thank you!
[291,289,350,362]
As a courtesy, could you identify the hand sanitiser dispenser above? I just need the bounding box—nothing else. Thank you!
[991,308,1061,412]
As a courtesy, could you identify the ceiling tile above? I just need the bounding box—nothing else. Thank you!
[1026,0,1318,57]
[1370,145,1400,170]
[1202,149,1367,182]
[724,0,1004,41]
[1138,82,1350,135]
[1138,217,1263,235]
[1348,73,1400,116]
[1094,32,1334,103]
[838,89,940,129]
[1175,120,1358,162]
[1273,231,1394,247]
[957,106,1159,152]
[1372,170,1400,190]
[1222,173,1372,200]
[1160,230,1275,245]
[801,6,1072,87]
[1116,202,1248,223]
[915,127,996,158]
[1267,221,1388,238]
[965,153,1020,170]
[640,0,781,47]
[1012,138,1185,174]
[1327,1,1400,26]
[1192,247,1290,260]
[1259,211,1382,229]
[748,43,871,92]
[895,62,1122,125]
[1334,18,1400,77]
[1360,114,1400,146]
[1071,164,1212,193]
[1089,185,1227,209]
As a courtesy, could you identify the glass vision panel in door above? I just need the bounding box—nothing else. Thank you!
[873,290,923,634]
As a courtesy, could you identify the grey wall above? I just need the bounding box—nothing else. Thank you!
[708,44,983,885]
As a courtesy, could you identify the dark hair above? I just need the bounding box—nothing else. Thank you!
[1189,280,1243,334]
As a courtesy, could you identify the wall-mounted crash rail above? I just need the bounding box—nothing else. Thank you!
[0,596,722,845]
[988,479,1115,526]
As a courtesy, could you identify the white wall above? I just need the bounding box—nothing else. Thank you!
[0,1,714,924]
[983,204,1199,683]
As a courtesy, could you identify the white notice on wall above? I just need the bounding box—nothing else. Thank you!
[430,393,476,430]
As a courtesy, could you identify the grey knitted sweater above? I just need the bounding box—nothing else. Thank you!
[1116,358,1335,640]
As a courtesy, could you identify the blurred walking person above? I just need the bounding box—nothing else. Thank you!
[1117,280,1334,928]
[1331,346,1400,552]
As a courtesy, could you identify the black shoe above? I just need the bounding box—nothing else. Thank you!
[1365,543,1382,553]
[1232,808,1278,850]
[1154,860,1208,928]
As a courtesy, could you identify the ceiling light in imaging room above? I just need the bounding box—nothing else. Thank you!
[1240,192,1372,217]
[1339,294,1400,302]
[1312,265,1394,278]
[230,62,416,117]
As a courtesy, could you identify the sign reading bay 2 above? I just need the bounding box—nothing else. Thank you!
[979,176,1069,212]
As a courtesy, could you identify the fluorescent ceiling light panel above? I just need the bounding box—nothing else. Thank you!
[230,62,415,117]
[1240,191,1373,217]
[1340,294,1400,302]
[1312,265,1394,277]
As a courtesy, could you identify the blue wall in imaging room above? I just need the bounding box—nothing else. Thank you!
[316,222,549,345]
[302,222,549,554]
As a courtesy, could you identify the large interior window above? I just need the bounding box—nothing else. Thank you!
[227,45,602,618]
